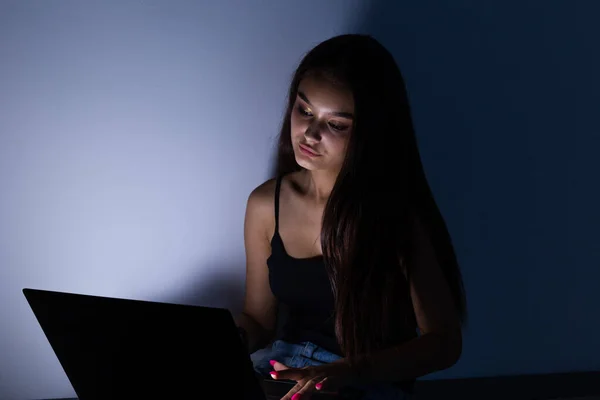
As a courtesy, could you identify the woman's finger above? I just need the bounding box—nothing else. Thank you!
[315,376,327,391]
[270,368,311,382]
[314,377,339,395]
[282,376,322,400]
[269,359,289,371]
[279,381,306,400]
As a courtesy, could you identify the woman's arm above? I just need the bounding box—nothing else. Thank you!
[340,215,463,383]
[234,181,279,354]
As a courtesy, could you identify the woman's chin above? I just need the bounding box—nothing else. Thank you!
[294,154,318,170]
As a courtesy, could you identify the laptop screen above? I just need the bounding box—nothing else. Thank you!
[23,288,266,400]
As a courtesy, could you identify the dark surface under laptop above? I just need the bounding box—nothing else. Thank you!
[28,288,600,399]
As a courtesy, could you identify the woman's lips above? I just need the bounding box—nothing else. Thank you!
[299,144,320,157]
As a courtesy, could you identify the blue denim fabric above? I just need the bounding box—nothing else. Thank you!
[251,340,413,400]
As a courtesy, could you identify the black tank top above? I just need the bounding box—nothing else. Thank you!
[266,176,341,355]
[266,175,416,393]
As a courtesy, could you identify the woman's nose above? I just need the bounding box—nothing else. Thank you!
[304,121,322,141]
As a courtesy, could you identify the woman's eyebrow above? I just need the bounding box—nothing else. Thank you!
[297,91,354,119]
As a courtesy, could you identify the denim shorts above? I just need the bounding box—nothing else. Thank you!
[251,339,413,400]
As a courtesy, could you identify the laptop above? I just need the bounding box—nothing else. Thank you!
[23,288,269,400]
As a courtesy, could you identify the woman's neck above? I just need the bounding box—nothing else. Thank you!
[301,169,338,204]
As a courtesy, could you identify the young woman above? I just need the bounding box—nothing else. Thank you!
[235,34,467,400]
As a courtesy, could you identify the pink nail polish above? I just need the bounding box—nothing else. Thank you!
[315,383,322,390]
[291,393,302,400]
[270,371,278,379]
[269,360,277,366]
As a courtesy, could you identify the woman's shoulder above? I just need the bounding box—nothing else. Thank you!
[246,171,304,216]
[245,177,278,233]
[247,172,301,206]
[247,178,276,206]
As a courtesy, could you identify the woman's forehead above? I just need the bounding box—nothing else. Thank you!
[297,75,354,112]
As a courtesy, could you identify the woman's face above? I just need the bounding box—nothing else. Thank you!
[290,73,354,173]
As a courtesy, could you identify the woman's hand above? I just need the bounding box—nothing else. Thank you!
[269,359,355,399]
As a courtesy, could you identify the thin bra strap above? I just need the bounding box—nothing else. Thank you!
[274,175,283,233]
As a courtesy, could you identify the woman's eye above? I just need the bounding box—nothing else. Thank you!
[329,122,348,131]
[297,105,312,116]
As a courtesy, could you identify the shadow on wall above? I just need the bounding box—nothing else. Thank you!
[159,262,245,314]
[356,0,600,380]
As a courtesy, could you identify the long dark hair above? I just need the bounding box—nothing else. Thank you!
[275,34,466,362]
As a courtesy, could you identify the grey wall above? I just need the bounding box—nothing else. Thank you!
[0,1,598,399]
[0,1,367,398]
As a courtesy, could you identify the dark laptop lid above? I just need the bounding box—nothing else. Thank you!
[23,288,266,400]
